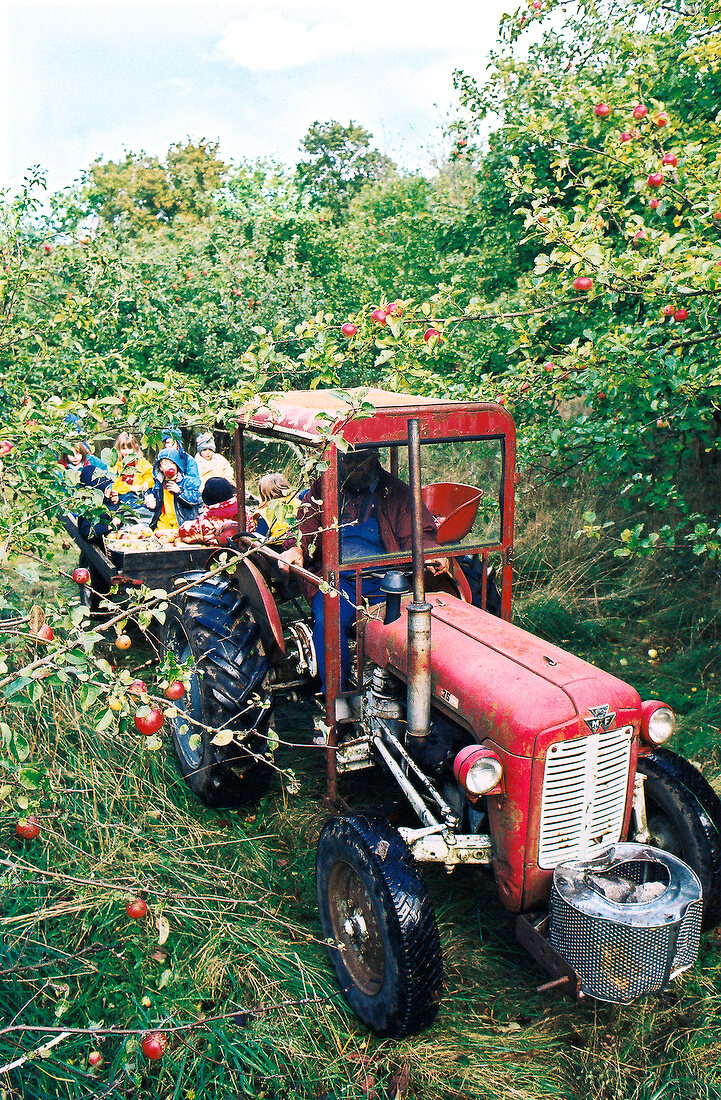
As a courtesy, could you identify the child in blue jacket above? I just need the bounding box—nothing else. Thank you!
[144,448,202,533]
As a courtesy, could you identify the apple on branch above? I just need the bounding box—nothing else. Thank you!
[134,707,164,736]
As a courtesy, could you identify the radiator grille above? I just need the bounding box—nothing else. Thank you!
[538,726,633,869]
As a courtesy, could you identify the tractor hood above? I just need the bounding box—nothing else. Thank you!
[363,595,641,755]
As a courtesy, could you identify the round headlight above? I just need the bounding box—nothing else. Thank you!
[453,746,503,797]
[642,701,676,746]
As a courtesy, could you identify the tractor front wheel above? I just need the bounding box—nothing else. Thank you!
[162,572,275,808]
[316,815,443,1038]
[636,749,721,928]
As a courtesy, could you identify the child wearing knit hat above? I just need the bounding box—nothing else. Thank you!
[195,431,236,504]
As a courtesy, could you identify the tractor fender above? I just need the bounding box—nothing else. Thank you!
[233,558,286,661]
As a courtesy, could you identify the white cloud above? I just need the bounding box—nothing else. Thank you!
[214,0,517,72]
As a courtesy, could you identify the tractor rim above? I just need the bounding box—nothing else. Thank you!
[326,860,385,996]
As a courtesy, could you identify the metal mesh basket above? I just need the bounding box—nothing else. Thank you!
[549,842,702,1003]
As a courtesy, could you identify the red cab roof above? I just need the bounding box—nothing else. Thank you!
[238,388,515,447]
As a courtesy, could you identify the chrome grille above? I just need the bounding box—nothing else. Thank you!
[538,726,633,868]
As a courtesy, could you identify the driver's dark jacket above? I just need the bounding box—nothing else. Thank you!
[282,469,438,603]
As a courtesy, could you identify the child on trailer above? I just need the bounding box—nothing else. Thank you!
[107,432,155,524]
[144,450,203,540]
[253,473,300,541]
[194,431,236,505]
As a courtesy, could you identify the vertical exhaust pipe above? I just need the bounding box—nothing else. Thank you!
[406,419,432,743]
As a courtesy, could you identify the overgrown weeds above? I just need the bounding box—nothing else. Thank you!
[2,506,721,1098]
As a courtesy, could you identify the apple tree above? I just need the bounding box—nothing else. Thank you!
[446,0,721,555]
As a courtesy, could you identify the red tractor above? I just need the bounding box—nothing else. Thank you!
[160,389,721,1036]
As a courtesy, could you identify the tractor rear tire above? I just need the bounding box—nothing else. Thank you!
[636,749,721,929]
[316,814,443,1037]
[162,572,275,809]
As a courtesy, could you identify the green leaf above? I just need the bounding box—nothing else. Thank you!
[95,708,116,733]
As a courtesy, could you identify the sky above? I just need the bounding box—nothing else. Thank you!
[1,0,518,199]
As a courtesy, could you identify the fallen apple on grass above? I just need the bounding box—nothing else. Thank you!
[141,1032,168,1061]
[15,816,40,841]
[126,897,148,919]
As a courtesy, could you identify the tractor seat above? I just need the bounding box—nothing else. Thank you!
[421,483,484,544]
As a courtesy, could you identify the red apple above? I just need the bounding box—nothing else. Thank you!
[520,381,531,392]
[619,132,633,143]
[655,112,670,127]
[423,327,440,343]
[543,362,554,372]
[134,707,164,736]
[647,172,664,188]
[661,153,678,167]
[128,679,147,697]
[594,103,611,118]
[126,897,148,919]
[457,137,468,147]
[649,197,660,209]
[0,441,13,457]
[633,228,648,242]
[572,276,593,291]
[713,211,721,222]
[43,244,52,254]
[597,391,606,400]
[370,308,387,325]
[340,322,357,337]
[660,304,675,317]
[141,1032,167,1061]
[88,1051,102,1067]
[632,104,648,119]
[72,567,90,585]
[36,623,54,643]
[532,0,542,8]
[115,634,132,651]
[16,816,40,841]
[673,307,688,321]
[163,681,186,701]
[385,301,403,317]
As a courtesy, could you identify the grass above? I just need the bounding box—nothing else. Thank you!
[2,491,721,1099]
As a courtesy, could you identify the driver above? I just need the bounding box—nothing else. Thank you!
[279,448,447,690]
